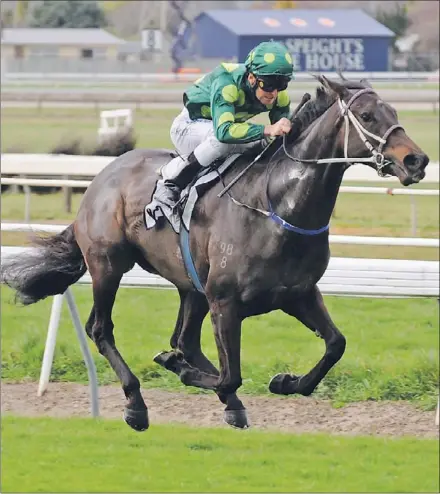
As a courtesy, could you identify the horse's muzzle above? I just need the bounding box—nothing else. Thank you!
[389,153,429,186]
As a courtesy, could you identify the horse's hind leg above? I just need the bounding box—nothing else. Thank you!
[270,286,346,396]
[87,253,148,432]
[155,290,248,428]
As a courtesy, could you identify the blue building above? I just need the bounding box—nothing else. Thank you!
[193,9,395,72]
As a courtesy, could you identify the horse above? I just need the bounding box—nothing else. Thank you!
[1,75,429,432]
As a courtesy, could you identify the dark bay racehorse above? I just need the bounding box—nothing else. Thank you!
[1,76,429,432]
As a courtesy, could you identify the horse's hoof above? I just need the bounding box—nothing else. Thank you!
[269,373,289,395]
[153,350,180,374]
[269,373,300,395]
[224,409,250,429]
[153,350,170,366]
[123,408,149,432]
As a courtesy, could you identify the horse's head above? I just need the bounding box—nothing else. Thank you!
[316,75,429,186]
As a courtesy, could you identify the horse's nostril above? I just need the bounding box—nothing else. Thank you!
[403,154,417,168]
[403,154,429,170]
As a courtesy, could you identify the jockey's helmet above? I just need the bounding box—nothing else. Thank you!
[245,41,294,79]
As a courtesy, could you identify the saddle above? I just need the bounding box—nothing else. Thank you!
[144,153,241,293]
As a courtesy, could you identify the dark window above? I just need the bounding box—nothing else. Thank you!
[81,49,93,58]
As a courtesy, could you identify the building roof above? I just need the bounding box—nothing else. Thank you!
[1,28,125,46]
[196,9,395,37]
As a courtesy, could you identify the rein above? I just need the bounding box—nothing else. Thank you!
[223,87,404,236]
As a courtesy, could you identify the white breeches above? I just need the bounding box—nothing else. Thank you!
[162,107,261,180]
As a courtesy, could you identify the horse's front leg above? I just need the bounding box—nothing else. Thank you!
[206,288,248,428]
[155,289,248,428]
[270,286,346,396]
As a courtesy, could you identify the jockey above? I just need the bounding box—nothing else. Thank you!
[145,40,294,223]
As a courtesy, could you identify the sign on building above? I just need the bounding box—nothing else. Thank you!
[284,37,366,71]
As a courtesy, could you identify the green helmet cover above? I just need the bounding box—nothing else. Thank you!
[245,41,294,78]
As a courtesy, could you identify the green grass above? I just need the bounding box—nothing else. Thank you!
[2,416,439,493]
[1,108,439,161]
[1,107,175,153]
[1,286,438,407]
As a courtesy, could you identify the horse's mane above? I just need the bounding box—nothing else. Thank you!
[291,85,337,137]
[286,77,373,141]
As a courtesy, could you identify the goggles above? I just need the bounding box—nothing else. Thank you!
[256,76,290,92]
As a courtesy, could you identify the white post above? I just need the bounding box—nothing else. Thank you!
[24,185,31,223]
[64,288,100,417]
[37,294,64,396]
[410,195,417,236]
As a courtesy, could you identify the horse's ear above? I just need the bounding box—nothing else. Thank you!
[316,75,349,100]
[360,78,373,88]
[337,69,348,81]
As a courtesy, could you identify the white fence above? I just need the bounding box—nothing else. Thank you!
[2,154,439,182]
[2,177,439,197]
[2,222,439,249]
[3,71,439,83]
[2,241,439,297]
[2,154,439,231]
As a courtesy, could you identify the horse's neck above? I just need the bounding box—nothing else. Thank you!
[268,105,346,229]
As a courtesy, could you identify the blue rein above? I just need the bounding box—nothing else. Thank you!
[268,200,329,236]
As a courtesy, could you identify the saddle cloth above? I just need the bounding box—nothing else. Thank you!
[144,153,240,234]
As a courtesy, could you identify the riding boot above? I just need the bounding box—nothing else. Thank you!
[164,152,203,205]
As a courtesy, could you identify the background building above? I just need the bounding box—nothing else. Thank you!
[1,27,125,60]
[193,8,395,72]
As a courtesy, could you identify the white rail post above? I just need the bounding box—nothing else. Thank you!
[24,185,31,223]
[37,294,64,396]
[65,288,100,417]
[410,195,417,236]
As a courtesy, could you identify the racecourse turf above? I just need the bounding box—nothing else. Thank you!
[2,416,439,493]
[2,285,438,408]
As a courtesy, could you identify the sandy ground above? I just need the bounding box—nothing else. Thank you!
[2,382,438,438]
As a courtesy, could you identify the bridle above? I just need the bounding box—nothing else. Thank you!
[282,87,404,177]
[219,87,405,236]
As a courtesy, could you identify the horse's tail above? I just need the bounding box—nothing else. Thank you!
[1,224,87,305]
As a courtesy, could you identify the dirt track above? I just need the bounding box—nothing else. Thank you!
[2,382,438,438]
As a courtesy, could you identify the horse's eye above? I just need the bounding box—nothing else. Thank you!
[361,112,372,122]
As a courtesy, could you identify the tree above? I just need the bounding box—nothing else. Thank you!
[1,8,14,28]
[14,0,30,27]
[273,1,296,8]
[98,1,126,14]
[374,2,411,52]
[29,0,107,28]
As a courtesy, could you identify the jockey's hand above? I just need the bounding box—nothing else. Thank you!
[264,118,292,138]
